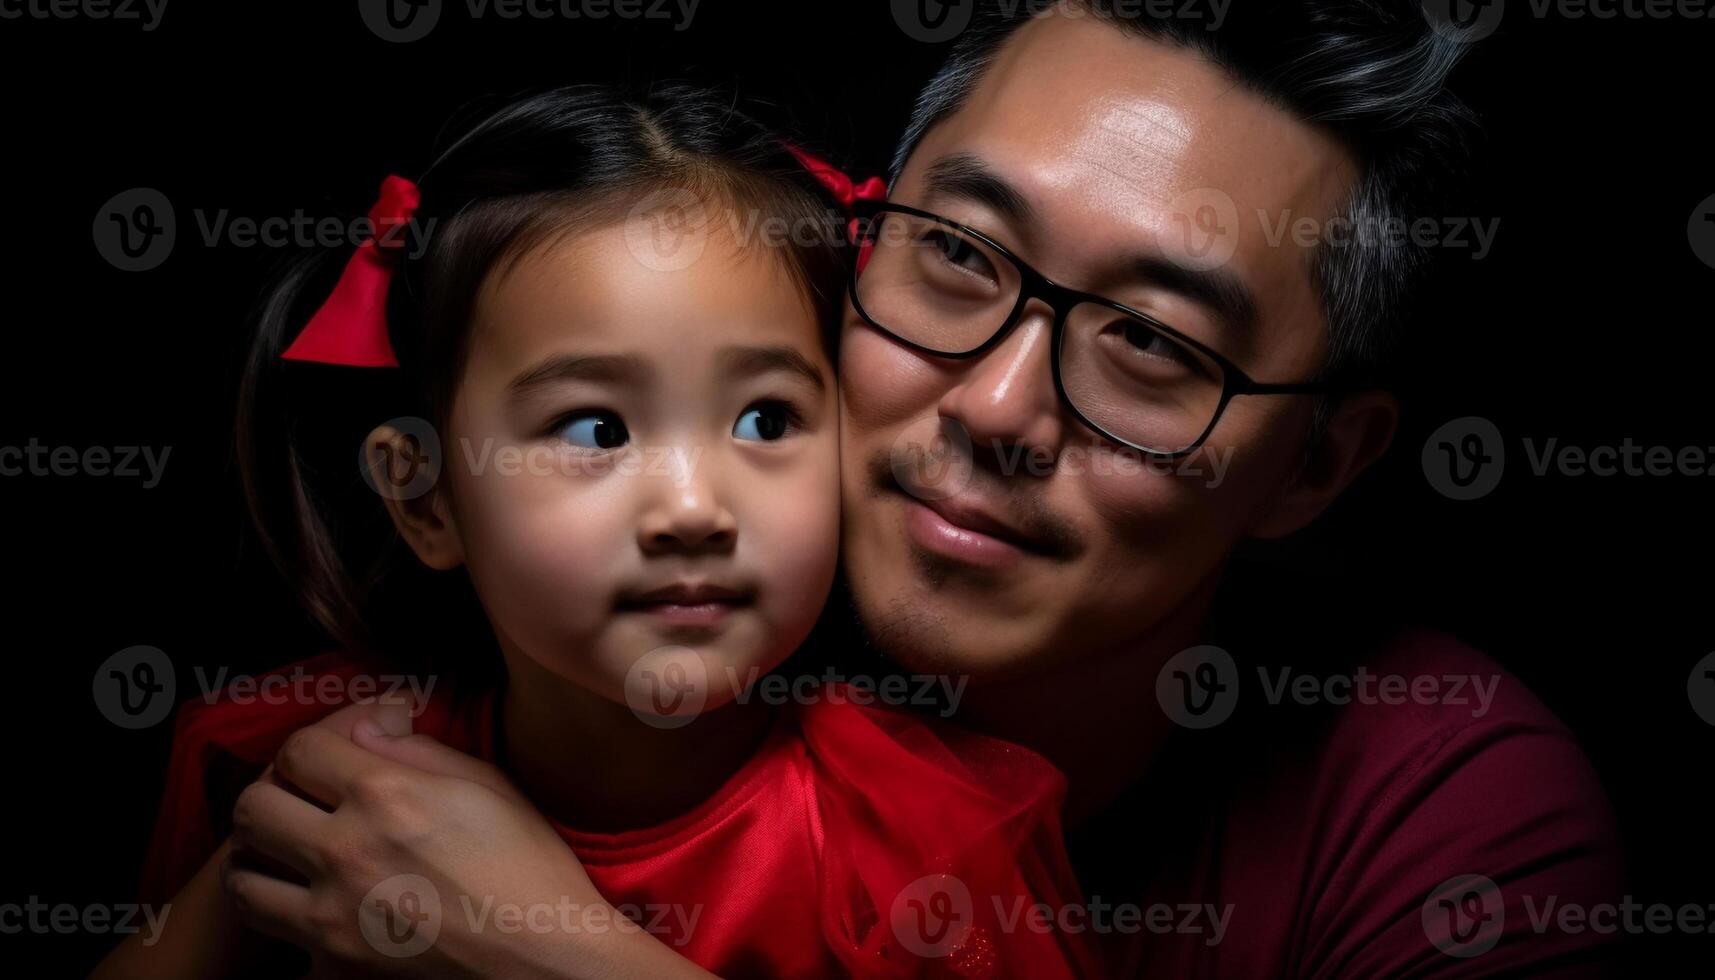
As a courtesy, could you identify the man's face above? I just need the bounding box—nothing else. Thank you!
[839,12,1361,680]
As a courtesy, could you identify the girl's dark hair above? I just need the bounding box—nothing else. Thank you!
[236,83,851,676]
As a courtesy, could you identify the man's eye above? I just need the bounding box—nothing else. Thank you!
[733,401,798,442]
[928,230,997,281]
[1121,321,1196,368]
[557,410,629,449]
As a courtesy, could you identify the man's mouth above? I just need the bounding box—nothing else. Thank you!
[889,483,1062,571]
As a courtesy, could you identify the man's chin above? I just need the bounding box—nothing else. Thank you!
[856,587,1073,685]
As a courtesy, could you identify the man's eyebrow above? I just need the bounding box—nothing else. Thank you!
[718,344,826,393]
[1130,255,1260,343]
[507,353,653,398]
[923,154,1256,340]
[922,153,1036,228]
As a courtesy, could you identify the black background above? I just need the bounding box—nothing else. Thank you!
[2,0,1710,973]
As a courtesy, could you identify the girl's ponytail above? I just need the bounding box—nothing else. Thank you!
[236,249,388,657]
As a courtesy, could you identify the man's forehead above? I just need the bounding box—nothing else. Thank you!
[895,12,1355,369]
[922,13,1357,239]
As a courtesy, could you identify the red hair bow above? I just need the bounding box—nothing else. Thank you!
[280,175,420,368]
[783,145,887,272]
[785,144,888,211]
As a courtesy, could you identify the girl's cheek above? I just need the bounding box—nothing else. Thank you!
[455,457,635,636]
[740,441,842,629]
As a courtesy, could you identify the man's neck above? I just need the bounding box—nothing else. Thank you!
[955,574,1220,827]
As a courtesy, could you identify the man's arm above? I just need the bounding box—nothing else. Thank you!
[221,701,718,979]
[89,840,266,980]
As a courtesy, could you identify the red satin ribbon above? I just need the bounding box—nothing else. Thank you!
[280,175,420,368]
[783,144,888,272]
[784,144,888,210]
[281,153,877,369]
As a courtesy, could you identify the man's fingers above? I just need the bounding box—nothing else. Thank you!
[309,698,416,741]
[222,860,315,949]
[272,726,396,809]
[232,780,330,879]
[350,728,519,799]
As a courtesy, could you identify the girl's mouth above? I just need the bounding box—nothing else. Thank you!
[615,582,756,628]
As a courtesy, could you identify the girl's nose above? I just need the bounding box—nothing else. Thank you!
[636,459,738,557]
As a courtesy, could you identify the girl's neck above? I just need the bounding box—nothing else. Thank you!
[494,650,777,834]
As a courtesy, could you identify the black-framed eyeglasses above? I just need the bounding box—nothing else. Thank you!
[849,201,1339,459]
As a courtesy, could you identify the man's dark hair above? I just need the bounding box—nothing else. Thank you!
[893,0,1480,396]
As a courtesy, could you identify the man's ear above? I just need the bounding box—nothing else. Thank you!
[363,423,464,570]
[1249,390,1398,539]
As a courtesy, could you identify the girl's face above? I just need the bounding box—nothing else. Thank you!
[425,213,839,716]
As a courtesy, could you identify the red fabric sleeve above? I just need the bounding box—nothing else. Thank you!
[800,690,1107,979]
[137,653,371,905]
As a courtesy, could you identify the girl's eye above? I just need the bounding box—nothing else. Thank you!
[733,401,798,442]
[557,410,629,450]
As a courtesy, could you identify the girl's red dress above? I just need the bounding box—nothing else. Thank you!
[140,653,1103,978]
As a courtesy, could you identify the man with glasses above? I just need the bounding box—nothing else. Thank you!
[831,2,1622,975]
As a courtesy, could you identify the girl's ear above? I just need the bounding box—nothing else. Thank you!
[363,423,465,570]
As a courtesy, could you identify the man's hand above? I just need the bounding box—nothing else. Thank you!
[219,699,698,979]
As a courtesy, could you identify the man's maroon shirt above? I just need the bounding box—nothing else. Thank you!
[1073,626,1623,977]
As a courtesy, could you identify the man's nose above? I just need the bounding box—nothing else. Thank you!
[935,303,1066,471]
[636,450,737,556]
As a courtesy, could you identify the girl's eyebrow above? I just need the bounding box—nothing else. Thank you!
[717,344,826,393]
[507,353,654,399]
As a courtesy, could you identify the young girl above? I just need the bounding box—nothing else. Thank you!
[95,85,1100,978]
